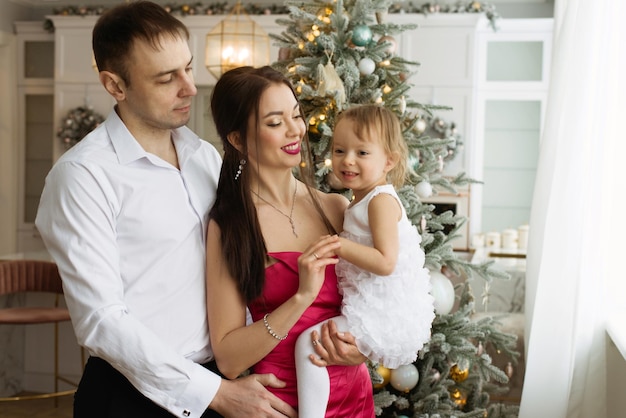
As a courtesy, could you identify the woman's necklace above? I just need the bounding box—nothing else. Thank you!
[251,179,298,238]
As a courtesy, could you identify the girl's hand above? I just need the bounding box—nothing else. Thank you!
[296,235,340,302]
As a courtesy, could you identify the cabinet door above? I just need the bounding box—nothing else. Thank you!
[400,15,480,87]
[479,96,543,233]
[17,87,54,251]
[470,19,553,237]
[397,15,482,178]
[15,22,54,86]
[51,16,100,84]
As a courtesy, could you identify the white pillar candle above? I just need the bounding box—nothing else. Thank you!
[485,232,501,249]
[471,233,485,248]
[518,224,530,250]
[502,228,519,249]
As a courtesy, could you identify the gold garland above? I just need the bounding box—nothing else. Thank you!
[43,2,500,31]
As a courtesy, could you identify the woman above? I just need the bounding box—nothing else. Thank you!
[206,66,375,417]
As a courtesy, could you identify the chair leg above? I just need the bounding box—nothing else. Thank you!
[0,321,76,403]
[54,321,59,408]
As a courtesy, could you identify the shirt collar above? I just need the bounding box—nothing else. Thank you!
[105,107,202,167]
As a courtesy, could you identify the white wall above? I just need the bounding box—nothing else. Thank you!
[1,0,40,32]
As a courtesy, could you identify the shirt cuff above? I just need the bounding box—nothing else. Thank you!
[172,365,222,417]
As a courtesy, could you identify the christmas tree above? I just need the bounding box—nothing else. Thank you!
[271,1,520,416]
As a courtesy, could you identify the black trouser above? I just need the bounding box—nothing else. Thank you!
[74,357,223,418]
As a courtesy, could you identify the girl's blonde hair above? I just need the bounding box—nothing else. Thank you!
[334,104,408,188]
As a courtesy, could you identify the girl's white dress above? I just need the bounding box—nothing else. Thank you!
[336,184,435,369]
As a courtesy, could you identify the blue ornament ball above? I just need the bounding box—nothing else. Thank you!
[352,25,372,47]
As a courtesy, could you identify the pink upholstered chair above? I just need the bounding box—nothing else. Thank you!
[0,259,82,402]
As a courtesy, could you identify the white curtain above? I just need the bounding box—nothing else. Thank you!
[519,1,626,417]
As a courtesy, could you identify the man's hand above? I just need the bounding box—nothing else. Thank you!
[310,319,367,367]
[209,373,297,417]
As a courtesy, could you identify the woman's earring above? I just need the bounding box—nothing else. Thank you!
[234,159,246,181]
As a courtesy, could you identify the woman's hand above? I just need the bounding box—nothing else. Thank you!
[310,320,367,367]
[296,235,340,303]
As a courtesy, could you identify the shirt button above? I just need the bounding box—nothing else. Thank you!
[183,410,191,417]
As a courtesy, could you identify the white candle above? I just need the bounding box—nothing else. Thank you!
[471,233,485,249]
[502,228,519,249]
[486,232,501,249]
[518,224,530,250]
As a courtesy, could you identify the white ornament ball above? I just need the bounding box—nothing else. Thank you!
[358,57,376,76]
[430,270,455,315]
[416,118,427,134]
[390,363,419,392]
[416,181,433,199]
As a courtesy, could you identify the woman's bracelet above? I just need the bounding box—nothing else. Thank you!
[263,313,288,341]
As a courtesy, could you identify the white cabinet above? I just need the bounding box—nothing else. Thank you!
[48,14,283,87]
[15,22,54,252]
[391,15,484,250]
[396,14,484,179]
[47,14,283,153]
[388,16,553,249]
[50,17,100,84]
[470,19,553,237]
[44,14,552,250]
[47,17,114,162]
[399,15,480,86]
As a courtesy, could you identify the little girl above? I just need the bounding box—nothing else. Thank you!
[295,104,435,417]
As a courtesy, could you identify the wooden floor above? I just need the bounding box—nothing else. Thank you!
[0,394,73,418]
[0,393,519,418]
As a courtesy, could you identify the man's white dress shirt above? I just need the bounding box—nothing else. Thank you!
[36,109,223,417]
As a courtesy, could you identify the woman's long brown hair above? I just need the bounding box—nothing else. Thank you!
[210,66,335,302]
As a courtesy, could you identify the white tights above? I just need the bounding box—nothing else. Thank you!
[294,315,349,418]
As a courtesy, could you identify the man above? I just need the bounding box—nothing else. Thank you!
[35,2,295,417]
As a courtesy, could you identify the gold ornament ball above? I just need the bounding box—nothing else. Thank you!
[450,388,467,407]
[415,119,427,134]
[450,364,469,382]
[373,365,391,389]
[308,120,319,135]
